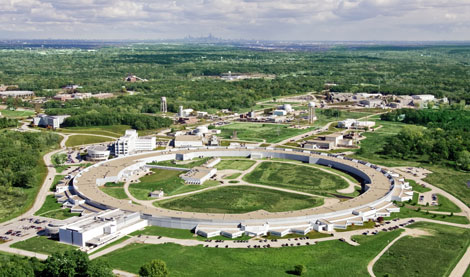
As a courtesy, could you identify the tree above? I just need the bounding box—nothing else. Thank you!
[139,259,169,277]
[87,260,114,277]
[42,250,89,277]
[457,150,470,171]
[293,264,306,276]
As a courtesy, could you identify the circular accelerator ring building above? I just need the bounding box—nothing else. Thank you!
[71,147,413,239]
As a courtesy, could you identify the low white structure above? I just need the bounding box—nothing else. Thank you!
[181,166,217,184]
[204,157,221,168]
[33,114,70,129]
[282,104,293,113]
[273,110,287,116]
[412,94,435,101]
[59,209,147,247]
[173,135,203,148]
[338,119,375,129]
[86,146,110,161]
[0,90,34,98]
[115,130,156,157]
[149,190,164,198]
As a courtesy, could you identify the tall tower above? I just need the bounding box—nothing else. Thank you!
[308,102,317,124]
[160,97,167,113]
[178,106,184,117]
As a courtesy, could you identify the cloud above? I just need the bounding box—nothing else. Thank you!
[0,0,469,40]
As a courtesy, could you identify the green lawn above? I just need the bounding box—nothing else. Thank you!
[408,179,432,193]
[424,165,470,207]
[243,162,349,196]
[131,225,253,241]
[0,109,34,118]
[262,231,331,240]
[156,186,322,214]
[312,109,372,128]
[374,222,470,277]
[388,205,469,224]
[465,266,470,277]
[225,173,242,179]
[10,236,77,255]
[50,175,65,191]
[58,125,131,138]
[98,230,402,276]
[149,157,211,169]
[129,169,215,200]
[65,135,114,147]
[216,159,256,171]
[216,122,315,143]
[99,182,129,200]
[34,195,79,220]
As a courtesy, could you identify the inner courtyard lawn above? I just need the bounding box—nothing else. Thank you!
[156,186,322,213]
[243,162,349,196]
[215,159,256,171]
[98,230,402,276]
[129,169,215,200]
[373,222,470,277]
[34,195,79,220]
[99,182,129,200]
[216,122,314,143]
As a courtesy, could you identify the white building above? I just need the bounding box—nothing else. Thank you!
[0,90,34,98]
[273,110,287,116]
[86,146,110,161]
[173,135,203,148]
[33,114,70,129]
[149,190,164,198]
[412,94,435,101]
[282,104,293,113]
[59,209,147,247]
[338,119,376,129]
[114,130,156,157]
[181,167,217,184]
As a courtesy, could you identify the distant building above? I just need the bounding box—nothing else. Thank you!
[86,146,110,161]
[124,74,148,82]
[114,129,156,157]
[178,117,198,125]
[412,94,435,101]
[273,110,287,116]
[0,91,34,98]
[338,119,376,129]
[360,99,382,108]
[173,135,203,148]
[33,114,70,129]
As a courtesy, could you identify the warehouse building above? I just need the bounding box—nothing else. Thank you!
[33,114,70,129]
[59,209,147,247]
[181,166,217,184]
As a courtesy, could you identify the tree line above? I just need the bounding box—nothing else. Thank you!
[380,108,470,170]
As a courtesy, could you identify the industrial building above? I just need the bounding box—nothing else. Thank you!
[173,135,204,148]
[58,209,147,247]
[33,114,70,129]
[338,119,376,129]
[114,129,156,157]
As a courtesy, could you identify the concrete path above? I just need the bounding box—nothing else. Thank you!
[113,269,137,277]
[367,228,432,277]
[449,245,470,277]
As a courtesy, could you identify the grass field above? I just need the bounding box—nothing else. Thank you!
[129,169,215,200]
[50,175,65,191]
[99,182,128,200]
[10,236,77,255]
[98,230,402,276]
[424,165,470,207]
[388,205,469,224]
[465,266,470,277]
[58,125,131,138]
[216,159,256,171]
[149,157,211,169]
[374,222,470,277]
[0,109,34,118]
[34,195,79,219]
[225,173,242,179]
[312,109,372,128]
[408,179,432,193]
[243,162,349,196]
[65,135,114,147]
[216,123,314,143]
[131,226,252,241]
[156,186,322,213]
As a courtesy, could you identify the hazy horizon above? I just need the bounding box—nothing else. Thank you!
[2,1,470,41]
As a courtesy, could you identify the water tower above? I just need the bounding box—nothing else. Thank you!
[308,102,317,124]
[160,97,167,113]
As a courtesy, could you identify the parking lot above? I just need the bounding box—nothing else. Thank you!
[0,216,51,246]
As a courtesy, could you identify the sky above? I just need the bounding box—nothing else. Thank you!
[1,0,470,41]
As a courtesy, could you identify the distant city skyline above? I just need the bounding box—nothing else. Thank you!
[2,0,470,41]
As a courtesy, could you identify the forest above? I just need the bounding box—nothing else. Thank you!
[380,108,470,170]
[1,44,470,115]
[0,117,18,129]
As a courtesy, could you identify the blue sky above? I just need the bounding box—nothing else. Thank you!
[1,0,470,41]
